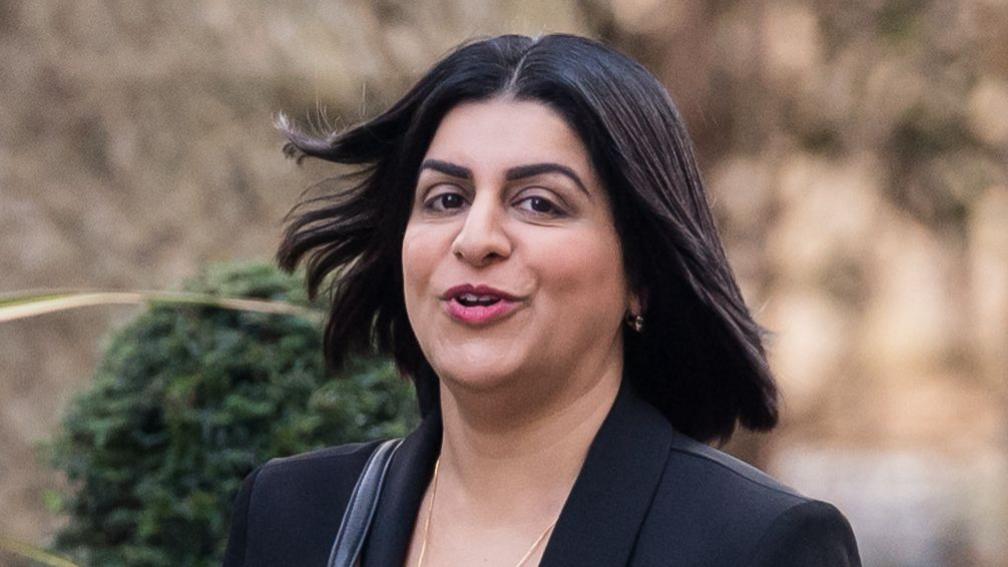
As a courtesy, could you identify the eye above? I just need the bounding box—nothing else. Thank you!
[515,194,565,217]
[423,191,467,212]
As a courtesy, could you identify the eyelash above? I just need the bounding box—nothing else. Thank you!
[422,188,567,218]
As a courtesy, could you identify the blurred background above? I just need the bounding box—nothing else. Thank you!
[1,1,1006,565]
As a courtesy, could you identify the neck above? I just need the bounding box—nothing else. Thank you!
[433,356,623,525]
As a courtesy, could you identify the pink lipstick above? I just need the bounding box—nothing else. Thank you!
[441,284,523,326]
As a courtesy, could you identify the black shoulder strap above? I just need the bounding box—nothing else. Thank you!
[326,437,404,567]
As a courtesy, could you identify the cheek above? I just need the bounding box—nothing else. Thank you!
[401,226,436,306]
[402,222,456,318]
[537,228,628,319]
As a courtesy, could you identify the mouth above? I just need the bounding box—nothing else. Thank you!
[454,292,504,307]
[440,284,523,325]
[441,284,519,303]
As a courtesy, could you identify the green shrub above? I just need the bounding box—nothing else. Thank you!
[46,262,419,567]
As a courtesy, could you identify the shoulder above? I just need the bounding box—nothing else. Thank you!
[632,432,860,566]
[249,440,383,515]
[256,440,381,488]
[222,440,383,567]
[661,430,805,508]
[746,499,861,566]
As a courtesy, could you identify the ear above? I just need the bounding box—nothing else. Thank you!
[628,288,648,315]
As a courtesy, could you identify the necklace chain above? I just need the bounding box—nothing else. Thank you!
[416,457,557,567]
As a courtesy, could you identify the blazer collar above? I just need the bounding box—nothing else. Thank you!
[361,380,674,566]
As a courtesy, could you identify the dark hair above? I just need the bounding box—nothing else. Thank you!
[275,33,778,443]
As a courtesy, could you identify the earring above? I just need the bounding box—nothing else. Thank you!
[625,311,644,333]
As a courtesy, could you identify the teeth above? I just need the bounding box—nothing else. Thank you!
[456,292,501,306]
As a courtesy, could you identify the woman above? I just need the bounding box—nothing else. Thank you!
[223,34,861,566]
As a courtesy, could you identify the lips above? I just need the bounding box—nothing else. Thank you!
[441,284,519,302]
[440,284,523,325]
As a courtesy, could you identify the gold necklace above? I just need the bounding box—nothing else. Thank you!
[416,457,558,567]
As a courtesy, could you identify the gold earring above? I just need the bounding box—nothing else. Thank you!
[625,312,644,333]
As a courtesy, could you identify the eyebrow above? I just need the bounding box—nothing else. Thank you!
[419,159,590,197]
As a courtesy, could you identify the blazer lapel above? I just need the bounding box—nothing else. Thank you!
[360,407,442,566]
[538,382,674,567]
[360,380,673,567]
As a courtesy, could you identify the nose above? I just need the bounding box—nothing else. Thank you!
[450,193,511,267]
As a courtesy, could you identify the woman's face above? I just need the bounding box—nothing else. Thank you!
[402,98,637,395]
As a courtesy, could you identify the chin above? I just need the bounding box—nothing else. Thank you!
[430,347,528,393]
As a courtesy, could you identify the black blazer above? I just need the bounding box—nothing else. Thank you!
[223,382,861,566]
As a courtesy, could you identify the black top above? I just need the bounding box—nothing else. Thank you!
[223,381,861,566]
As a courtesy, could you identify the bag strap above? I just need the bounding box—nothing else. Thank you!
[326,437,404,567]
